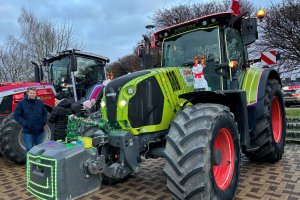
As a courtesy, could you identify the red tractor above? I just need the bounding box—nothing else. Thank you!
[0,49,109,164]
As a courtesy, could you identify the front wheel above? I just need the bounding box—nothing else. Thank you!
[164,104,240,200]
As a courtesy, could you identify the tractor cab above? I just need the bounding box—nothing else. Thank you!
[155,12,258,91]
[43,50,110,101]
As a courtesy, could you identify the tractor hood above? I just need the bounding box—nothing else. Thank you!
[102,67,194,135]
[105,70,151,99]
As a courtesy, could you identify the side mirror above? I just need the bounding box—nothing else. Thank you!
[40,66,44,81]
[141,54,153,69]
[70,49,77,71]
[241,18,258,45]
[32,61,41,82]
[137,46,144,58]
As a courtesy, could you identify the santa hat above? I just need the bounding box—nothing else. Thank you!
[83,99,96,109]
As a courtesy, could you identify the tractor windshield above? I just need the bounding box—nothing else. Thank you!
[162,26,221,67]
[49,56,69,96]
[162,26,223,91]
[74,56,106,99]
[49,55,106,100]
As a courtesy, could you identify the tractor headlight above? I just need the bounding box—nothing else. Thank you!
[101,100,106,108]
[119,100,127,107]
[127,87,135,95]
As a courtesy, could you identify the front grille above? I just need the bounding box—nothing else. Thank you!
[105,71,150,123]
[128,76,164,128]
[106,92,118,122]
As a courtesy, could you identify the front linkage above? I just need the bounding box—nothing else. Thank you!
[26,114,147,200]
[66,115,141,180]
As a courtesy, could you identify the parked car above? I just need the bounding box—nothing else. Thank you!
[283,88,300,107]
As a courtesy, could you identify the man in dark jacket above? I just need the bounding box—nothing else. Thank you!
[14,87,47,152]
[49,99,72,140]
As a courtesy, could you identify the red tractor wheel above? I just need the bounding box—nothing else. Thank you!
[244,79,286,162]
[213,128,235,191]
[271,96,283,144]
[164,104,240,200]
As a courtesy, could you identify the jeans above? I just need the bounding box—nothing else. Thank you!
[23,133,44,152]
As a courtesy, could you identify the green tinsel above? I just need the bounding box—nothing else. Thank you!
[66,115,109,141]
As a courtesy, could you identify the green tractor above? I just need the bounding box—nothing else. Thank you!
[27,11,285,200]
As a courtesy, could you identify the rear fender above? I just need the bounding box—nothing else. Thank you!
[241,67,281,136]
[240,67,281,106]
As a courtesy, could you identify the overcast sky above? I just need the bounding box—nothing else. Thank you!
[0,0,281,62]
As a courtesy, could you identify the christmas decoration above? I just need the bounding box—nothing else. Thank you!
[192,55,208,90]
[66,115,109,141]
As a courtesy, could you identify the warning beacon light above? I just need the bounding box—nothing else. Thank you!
[256,9,265,21]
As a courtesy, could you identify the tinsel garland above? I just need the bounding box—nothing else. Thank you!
[66,114,109,141]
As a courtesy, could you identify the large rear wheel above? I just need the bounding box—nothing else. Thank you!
[164,104,240,200]
[245,79,286,162]
[0,113,53,164]
[0,114,14,128]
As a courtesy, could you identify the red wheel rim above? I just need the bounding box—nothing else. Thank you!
[213,128,235,191]
[272,96,282,143]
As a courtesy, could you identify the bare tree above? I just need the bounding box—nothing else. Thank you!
[0,8,83,82]
[18,8,82,64]
[0,37,33,82]
[107,53,142,78]
[153,0,256,29]
[258,0,300,74]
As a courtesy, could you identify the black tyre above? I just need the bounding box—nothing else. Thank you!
[245,79,286,162]
[0,117,4,127]
[164,104,240,200]
[0,113,53,164]
[0,113,14,128]
[0,113,17,158]
[0,114,11,156]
